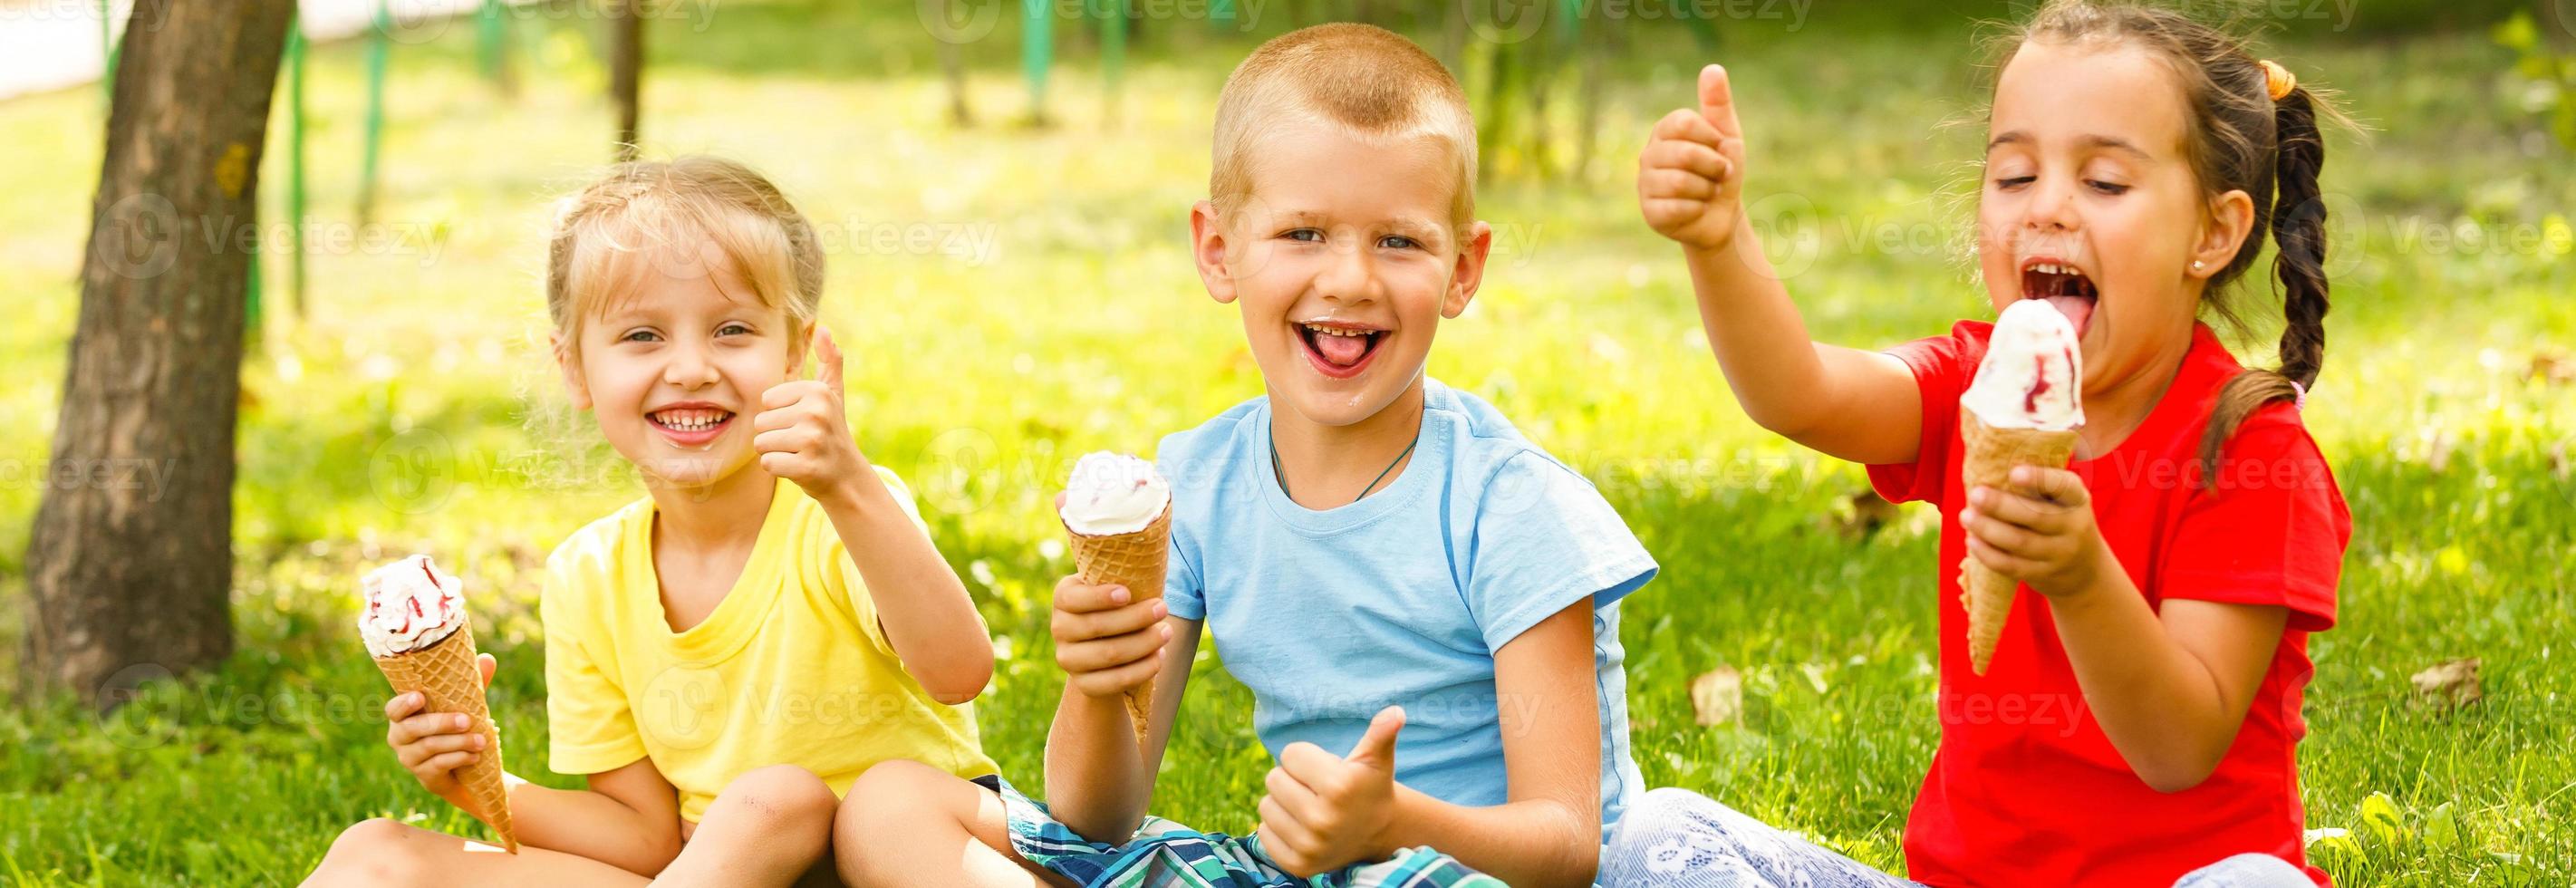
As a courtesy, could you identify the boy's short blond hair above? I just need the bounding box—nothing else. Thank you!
[1211,23,1478,231]
[546,156,825,358]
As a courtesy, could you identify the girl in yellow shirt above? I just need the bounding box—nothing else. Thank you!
[304,157,999,887]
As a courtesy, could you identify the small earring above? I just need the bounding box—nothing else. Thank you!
[2192,260,2205,271]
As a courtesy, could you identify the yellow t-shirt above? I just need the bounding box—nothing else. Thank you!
[541,469,998,822]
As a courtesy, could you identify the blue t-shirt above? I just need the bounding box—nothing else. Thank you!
[1156,379,1658,830]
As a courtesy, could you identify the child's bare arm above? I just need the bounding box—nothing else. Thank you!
[1252,603,1600,884]
[1043,574,1197,844]
[2059,596,2287,792]
[1641,64,1921,465]
[381,656,682,874]
[329,741,825,884]
[814,469,993,704]
[757,327,993,704]
[1360,602,1604,887]
[1964,468,2288,791]
[512,759,687,874]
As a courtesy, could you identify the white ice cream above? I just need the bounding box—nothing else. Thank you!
[1962,299,2085,430]
[360,554,467,657]
[1061,451,1171,536]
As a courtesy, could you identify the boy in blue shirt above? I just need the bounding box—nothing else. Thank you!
[832,24,1655,888]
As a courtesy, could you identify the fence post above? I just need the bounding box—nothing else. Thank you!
[1024,0,1053,125]
[98,0,117,108]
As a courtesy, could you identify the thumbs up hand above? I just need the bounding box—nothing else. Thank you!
[1639,63,1751,252]
[1256,706,1406,878]
[756,325,868,506]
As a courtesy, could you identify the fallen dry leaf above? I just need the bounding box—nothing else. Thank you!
[1690,666,1742,727]
[2410,658,2483,709]
[2531,351,2573,386]
[1828,488,1899,540]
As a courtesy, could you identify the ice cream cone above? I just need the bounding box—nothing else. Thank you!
[1065,505,1172,753]
[372,621,518,853]
[1957,410,2080,675]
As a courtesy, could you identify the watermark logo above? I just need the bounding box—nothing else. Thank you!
[921,0,1263,43]
[1463,0,1813,45]
[916,426,1006,516]
[1743,191,1823,280]
[641,663,728,751]
[99,191,179,281]
[1461,0,1549,45]
[918,0,1003,43]
[370,429,459,516]
[94,662,179,750]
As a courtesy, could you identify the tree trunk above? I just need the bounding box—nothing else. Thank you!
[1437,5,1465,77]
[1573,17,1614,179]
[1477,40,1516,184]
[609,0,644,161]
[22,0,295,708]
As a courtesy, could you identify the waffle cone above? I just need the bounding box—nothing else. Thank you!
[1957,410,2080,676]
[1065,505,1172,753]
[373,623,518,853]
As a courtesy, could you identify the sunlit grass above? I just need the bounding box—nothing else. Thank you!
[0,0,2569,882]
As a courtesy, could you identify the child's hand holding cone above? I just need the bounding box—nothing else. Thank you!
[1049,568,1172,702]
[1954,300,2089,673]
[1962,464,2115,600]
[383,652,502,817]
[1050,551,1173,758]
[1056,453,1175,751]
[361,555,517,852]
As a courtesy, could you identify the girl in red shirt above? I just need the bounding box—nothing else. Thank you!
[1609,2,2349,886]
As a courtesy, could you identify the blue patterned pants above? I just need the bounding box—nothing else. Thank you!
[1599,788,2313,888]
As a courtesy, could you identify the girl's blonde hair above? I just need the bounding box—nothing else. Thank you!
[1989,0,2342,482]
[545,156,825,360]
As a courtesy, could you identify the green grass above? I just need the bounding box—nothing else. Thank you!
[1,0,2571,883]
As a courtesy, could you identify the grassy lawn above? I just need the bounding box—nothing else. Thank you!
[0,1,2570,883]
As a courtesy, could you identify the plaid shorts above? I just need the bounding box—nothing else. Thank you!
[992,776,1505,888]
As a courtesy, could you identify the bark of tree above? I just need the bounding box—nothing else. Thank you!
[610,0,644,161]
[22,0,296,707]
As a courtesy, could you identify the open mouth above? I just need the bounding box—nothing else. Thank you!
[1295,320,1386,380]
[647,406,735,446]
[2020,259,2097,336]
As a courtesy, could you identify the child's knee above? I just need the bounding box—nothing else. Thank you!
[716,764,839,836]
[835,759,950,832]
[833,760,983,885]
[309,818,435,886]
[844,758,951,801]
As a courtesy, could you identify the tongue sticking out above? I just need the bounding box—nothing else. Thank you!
[1313,332,1371,367]
[2044,295,2095,337]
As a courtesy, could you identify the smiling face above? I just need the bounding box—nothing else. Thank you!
[1978,38,2254,396]
[556,243,802,491]
[1193,124,1491,430]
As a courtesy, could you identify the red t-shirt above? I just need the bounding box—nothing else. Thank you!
[1869,321,2349,887]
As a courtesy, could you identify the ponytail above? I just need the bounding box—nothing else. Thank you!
[2196,82,2330,485]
